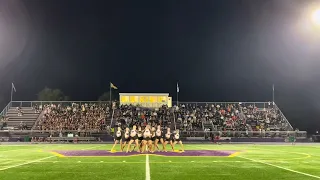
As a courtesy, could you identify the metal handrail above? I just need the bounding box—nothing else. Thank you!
[1,101,291,131]
[173,111,177,130]
[274,103,293,130]
[0,130,307,133]
[0,102,11,116]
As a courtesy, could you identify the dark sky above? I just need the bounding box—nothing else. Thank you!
[0,0,319,133]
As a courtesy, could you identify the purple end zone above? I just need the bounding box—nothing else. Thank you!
[52,150,238,157]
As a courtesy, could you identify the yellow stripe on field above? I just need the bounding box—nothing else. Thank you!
[229,152,241,157]
[50,152,65,157]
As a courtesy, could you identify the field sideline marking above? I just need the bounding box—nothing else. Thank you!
[197,146,320,179]
[196,145,311,161]
[0,145,103,171]
[146,154,150,180]
[239,156,320,179]
[195,146,242,157]
[32,160,250,164]
[49,154,232,158]
[50,152,65,157]
[0,148,39,153]
[0,156,55,171]
[228,152,241,157]
[251,147,312,161]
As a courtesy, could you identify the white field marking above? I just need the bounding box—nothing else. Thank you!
[239,156,320,179]
[196,146,310,161]
[32,160,250,164]
[123,160,126,162]
[80,145,104,150]
[0,148,39,153]
[0,156,55,171]
[0,160,16,165]
[145,154,150,180]
[77,161,81,163]
[0,145,65,158]
[198,146,320,179]
[0,145,102,171]
[191,161,195,162]
[168,160,171,162]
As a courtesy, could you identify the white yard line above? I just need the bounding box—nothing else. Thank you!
[238,156,320,179]
[81,145,104,150]
[197,146,320,179]
[0,148,39,153]
[0,156,54,171]
[0,145,103,171]
[145,154,151,180]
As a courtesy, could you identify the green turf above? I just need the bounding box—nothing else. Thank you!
[1,144,320,180]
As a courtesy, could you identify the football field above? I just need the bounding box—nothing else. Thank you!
[0,143,320,180]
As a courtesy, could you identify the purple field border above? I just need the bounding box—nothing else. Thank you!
[51,150,239,157]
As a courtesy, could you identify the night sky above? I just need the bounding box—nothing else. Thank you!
[0,0,319,133]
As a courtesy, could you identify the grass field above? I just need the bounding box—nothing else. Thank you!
[0,143,320,180]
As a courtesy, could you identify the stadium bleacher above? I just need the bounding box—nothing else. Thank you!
[0,100,302,143]
[1,106,40,130]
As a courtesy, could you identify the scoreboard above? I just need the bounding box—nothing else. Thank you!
[119,93,172,108]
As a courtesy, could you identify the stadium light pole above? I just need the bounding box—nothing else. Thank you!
[109,82,112,104]
[11,83,16,103]
[176,82,179,106]
[272,84,275,104]
[11,87,13,102]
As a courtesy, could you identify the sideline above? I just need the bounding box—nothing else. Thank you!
[197,146,320,179]
[145,154,150,180]
[239,156,320,179]
[0,145,104,171]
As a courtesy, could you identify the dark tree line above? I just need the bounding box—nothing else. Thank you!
[37,87,116,101]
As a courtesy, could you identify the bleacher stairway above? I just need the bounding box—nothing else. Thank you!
[5,107,40,129]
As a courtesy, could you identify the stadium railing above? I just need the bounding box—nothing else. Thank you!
[0,130,308,143]
[180,130,307,138]
[0,101,110,116]
[1,101,293,131]
[0,129,307,138]
[172,101,272,108]
[171,101,294,131]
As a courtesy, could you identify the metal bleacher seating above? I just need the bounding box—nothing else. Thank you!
[5,107,40,129]
[48,137,96,142]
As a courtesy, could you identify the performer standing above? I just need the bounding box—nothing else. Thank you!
[121,127,130,151]
[154,125,164,152]
[150,127,156,153]
[163,127,174,152]
[141,125,152,153]
[137,126,144,152]
[111,127,122,152]
[126,125,139,153]
[173,129,184,152]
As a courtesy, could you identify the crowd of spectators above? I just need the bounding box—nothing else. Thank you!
[113,104,173,129]
[19,121,28,130]
[242,103,291,131]
[35,103,111,131]
[26,101,291,133]
[0,116,8,130]
[16,107,24,116]
[174,103,247,132]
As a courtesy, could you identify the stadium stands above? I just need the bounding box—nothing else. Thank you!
[112,104,175,129]
[0,102,293,131]
[0,101,293,133]
[33,103,111,131]
[0,100,309,143]
[1,106,40,130]
[173,103,246,132]
[241,103,292,131]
